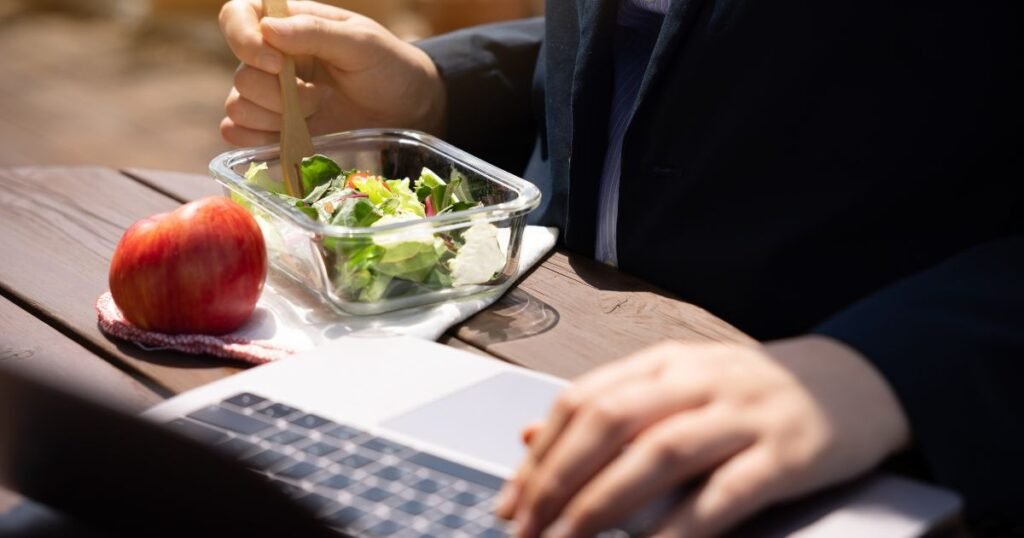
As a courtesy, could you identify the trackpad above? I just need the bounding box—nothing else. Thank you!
[380,372,563,471]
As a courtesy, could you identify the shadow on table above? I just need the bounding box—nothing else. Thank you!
[565,250,667,294]
[458,288,560,345]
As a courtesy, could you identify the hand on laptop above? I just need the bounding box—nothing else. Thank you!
[496,336,911,538]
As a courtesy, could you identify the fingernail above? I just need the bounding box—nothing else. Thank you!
[258,52,283,74]
[542,518,573,538]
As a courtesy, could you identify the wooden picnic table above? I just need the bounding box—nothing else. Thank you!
[0,165,751,515]
[0,166,967,537]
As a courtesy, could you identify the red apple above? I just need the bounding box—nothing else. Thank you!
[108,196,267,335]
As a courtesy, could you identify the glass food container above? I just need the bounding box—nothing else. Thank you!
[210,129,542,315]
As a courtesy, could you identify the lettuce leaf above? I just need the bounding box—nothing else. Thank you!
[303,180,337,205]
[270,193,318,220]
[416,167,446,190]
[299,154,342,195]
[383,178,425,217]
[447,169,475,204]
[243,162,286,194]
[331,197,381,228]
[334,242,389,301]
[352,175,393,206]
[311,189,352,222]
[374,240,440,283]
[449,222,506,286]
[246,156,505,303]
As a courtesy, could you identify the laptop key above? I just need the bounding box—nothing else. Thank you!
[408,478,443,494]
[302,441,339,457]
[365,520,404,536]
[215,436,260,457]
[257,402,298,419]
[276,461,319,480]
[437,513,468,529]
[325,506,367,527]
[362,437,409,455]
[374,466,407,482]
[395,499,430,516]
[319,474,354,490]
[188,406,272,435]
[223,392,266,408]
[460,521,488,536]
[358,486,392,503]
[378,480,407,495]
[451,490,485,507]
[291,413,333,430]
[262,428,305,445]
[336,453,374,469]
[165,418,228,444]
[243,449,288,470]
[406,452,504,490]
[323,424,365,440]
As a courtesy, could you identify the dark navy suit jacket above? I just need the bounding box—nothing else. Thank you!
[419,0,1023,530]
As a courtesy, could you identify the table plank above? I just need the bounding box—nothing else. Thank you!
[0,284,166,518]
[121,168,754,379]
[455,257,753,378]
[0,167,242,395]
[0,294,162,410]
[437,333,496,359]
[122,168,222,203]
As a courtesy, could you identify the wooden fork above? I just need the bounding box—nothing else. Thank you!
[262,0,313,198]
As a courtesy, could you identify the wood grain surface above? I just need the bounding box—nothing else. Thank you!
[0,166,958,536]
[123,169,752,380]
[456,254,753,378]
[0,295,162,410]
[0,167,242,395]
[0,259,164,518]
[0,165,751,398]
[122,168,223,203]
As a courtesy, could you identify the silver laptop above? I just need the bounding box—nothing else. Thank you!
[0,335,961,537]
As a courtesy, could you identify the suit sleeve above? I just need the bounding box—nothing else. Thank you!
[815,235,1024,527]
[416,18,544,173]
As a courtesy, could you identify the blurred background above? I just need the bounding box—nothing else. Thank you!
[0,0,543,174]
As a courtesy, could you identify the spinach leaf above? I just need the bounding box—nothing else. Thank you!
[299,154,342,195]
[331,197,382,228]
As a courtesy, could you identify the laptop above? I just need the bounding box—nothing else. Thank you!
[0,335,962,537]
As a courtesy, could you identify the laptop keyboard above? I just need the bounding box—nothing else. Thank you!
[166,392,517,537]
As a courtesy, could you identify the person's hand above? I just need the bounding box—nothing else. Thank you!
[218,0,446,147]
[497,336,910,538]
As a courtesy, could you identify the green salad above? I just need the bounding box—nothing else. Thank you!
[240,154,507,303]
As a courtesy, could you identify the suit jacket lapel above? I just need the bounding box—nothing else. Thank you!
[633,0,710,119]
[564,0,617,253]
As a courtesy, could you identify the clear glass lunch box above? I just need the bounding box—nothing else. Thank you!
[209,129,541,315]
